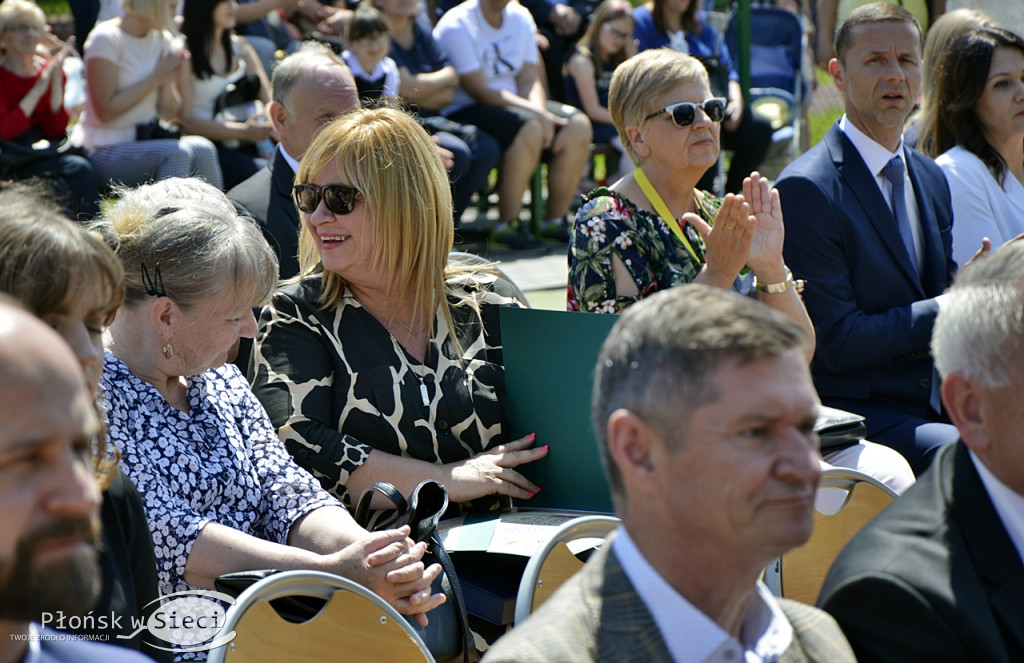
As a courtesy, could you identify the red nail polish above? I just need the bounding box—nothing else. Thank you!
[526,491,535,498]
[541,445,549,452]
[527,433,537,442]
[534,486,542,493]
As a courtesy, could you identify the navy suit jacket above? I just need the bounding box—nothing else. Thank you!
[818,442,1024,662]
[227,148,302,280]
[775,122,956,417]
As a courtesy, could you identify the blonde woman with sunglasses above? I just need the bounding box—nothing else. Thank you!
[250,107,547,522]
[568,48,814,361]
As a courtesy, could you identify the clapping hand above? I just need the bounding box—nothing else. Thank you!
[743,172,788,279]
[687,193,755,288]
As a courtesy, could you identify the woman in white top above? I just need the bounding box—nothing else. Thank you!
[924,26,1024,265]
[77,0,223,190]
[179,0,272,190]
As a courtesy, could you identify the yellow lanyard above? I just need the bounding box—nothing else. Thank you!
[634,167,701,265]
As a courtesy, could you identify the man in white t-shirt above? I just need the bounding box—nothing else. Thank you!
[434,0,592,249]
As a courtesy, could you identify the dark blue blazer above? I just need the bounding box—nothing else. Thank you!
[776,122,956,417]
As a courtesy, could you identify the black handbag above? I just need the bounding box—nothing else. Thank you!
[354,481,472,663]
[135,116,182,141]
[214,480,472,663]
[815,406,868,454]
[0,129,77,175]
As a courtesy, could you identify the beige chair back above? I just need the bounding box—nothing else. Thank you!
[514,515,620,625]
[771,468,898,604]
[207,570,435,663]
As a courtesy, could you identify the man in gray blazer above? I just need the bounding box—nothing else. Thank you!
[485,285,855,662]
[818,241,1024,662]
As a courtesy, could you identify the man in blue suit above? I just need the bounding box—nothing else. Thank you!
[485,285,855,662]
[775,1,959,474]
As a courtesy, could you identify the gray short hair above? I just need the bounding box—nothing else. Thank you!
[271,40,346,105]
[592,285,809,497]
[92,178,278,311]
[932,242,1024,389]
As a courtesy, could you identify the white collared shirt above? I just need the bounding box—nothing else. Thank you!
[970,451,1024,569]
[279,144,301,176]
[840,116,924,270]
[613,528,793,663]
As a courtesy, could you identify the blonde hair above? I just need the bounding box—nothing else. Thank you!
[295,107,492,339]
[122,0,176,32]
[573,0,634,79]
[0,0,45,33]
[608,48,709,166]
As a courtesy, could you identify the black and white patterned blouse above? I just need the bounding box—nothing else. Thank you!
[101,352,338,596]
[249,273,522,508]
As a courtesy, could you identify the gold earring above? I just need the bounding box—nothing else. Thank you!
[162,341,173,359]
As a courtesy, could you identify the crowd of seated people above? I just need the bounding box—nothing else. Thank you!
[4,0,1024,660]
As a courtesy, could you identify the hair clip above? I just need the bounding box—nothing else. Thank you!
[140,263,167,298]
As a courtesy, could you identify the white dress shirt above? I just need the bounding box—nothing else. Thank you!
[971,451,1024,570]
[613,527,793,663]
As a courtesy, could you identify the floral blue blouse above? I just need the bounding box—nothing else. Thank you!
[101,352,338,596]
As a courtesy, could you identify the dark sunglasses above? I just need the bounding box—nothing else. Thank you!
[292,183,360,215]
[644,97,727,128]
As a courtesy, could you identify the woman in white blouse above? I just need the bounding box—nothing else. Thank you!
[77,0,223,189]
[179,0,272,190]
[923,26,1024,265]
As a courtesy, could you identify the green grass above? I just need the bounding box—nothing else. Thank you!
[39,0,71,16]
[808,69,844,149]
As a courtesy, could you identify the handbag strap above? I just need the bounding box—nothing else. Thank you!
[426,530,472,663]
[353,481,409,531]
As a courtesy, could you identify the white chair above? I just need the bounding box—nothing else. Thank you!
[513,515,620,625]
[764,468,898,604]
[207,570,435,663]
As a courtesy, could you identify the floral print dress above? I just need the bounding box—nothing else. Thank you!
[101,352,338,597]
[568,187,722,313]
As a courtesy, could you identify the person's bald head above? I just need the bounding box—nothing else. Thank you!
[268,41,360,160]
[0,300,102,623]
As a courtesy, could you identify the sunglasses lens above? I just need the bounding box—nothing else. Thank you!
[324,186,357,215]
[293,185,359,214]
[705,99,727,122]
[293,185,318,212]
[670,103,697,128]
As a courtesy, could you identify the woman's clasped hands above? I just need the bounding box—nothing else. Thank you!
[331,525,446,626]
